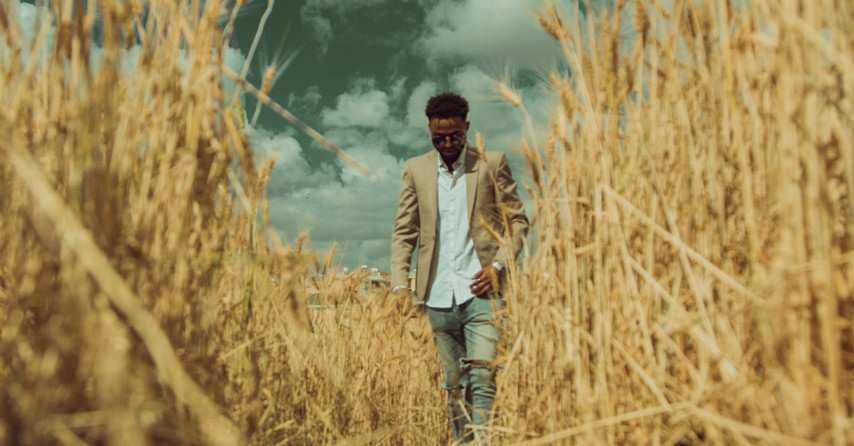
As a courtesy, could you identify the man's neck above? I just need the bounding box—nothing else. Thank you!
[441,148,465,174]
[442,156,456,173]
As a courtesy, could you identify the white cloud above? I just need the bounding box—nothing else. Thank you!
[266,129,404,270]
[387,77,409,109]
[288,86,323,111]
[449,65,497,99]
[262,77,417,270]
[252,128,336,196]
[340,141,401,184]
[299,10,333,54]
[299,0,389,53]
[420,0,560,69]
[321,80,391,128]
[406,80,438,127]
[222,46,248,95]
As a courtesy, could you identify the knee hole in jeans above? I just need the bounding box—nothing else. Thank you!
[445,385,463,400]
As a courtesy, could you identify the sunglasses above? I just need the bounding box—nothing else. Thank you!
[431,133,466,148]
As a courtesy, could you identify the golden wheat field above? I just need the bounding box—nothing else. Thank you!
[0,0,852,445]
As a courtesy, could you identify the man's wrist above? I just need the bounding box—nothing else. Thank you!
[491,260,505,275]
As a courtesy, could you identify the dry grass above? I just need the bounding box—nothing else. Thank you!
[0,0,299,444]
[499,0,853,444]
[0,0,852,445]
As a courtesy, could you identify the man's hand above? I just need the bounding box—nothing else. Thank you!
[395,287,416,317]
[470,264,500,297]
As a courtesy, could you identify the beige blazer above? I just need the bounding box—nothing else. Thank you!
[390,147,529,302]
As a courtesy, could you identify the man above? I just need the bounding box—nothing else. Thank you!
[390,92,529,443]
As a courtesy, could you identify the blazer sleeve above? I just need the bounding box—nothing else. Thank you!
[493,152,529,267]
[390,161,419,289]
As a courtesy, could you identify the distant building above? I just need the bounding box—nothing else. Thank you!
[359,267,389,295]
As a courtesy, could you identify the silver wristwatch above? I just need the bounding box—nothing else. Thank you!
[491,260,505,275]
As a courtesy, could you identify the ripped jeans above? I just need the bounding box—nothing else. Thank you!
[428,296,502,444]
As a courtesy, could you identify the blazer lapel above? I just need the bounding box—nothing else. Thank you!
[421,151,439,222]
[465,147,480,221]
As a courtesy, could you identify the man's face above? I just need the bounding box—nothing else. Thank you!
[429,116,469,162]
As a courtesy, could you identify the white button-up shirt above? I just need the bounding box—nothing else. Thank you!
[426,149,482,309]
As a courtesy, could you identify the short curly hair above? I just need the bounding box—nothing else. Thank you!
[425,92,469,121]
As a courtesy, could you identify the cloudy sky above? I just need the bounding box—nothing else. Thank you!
[232,0,573,271]
[14,0,596,271]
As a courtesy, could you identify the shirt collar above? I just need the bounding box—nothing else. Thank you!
[437,145,467,173]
